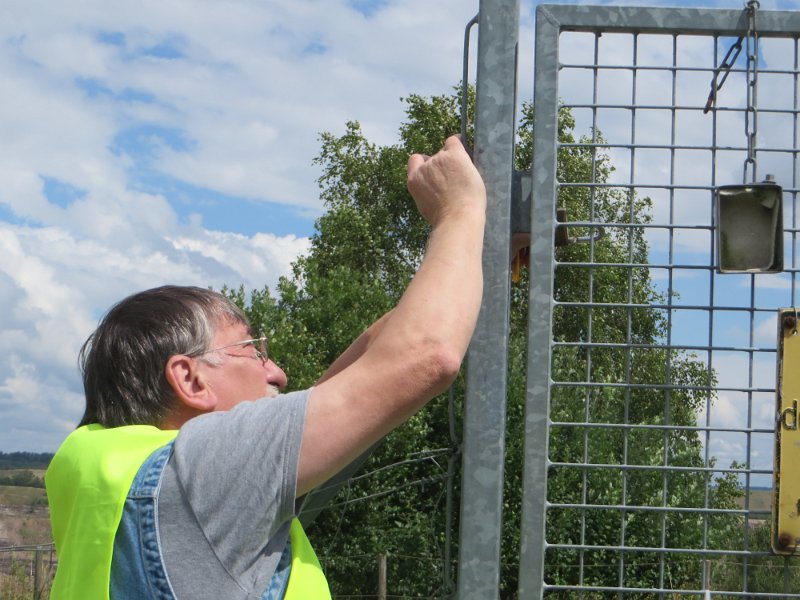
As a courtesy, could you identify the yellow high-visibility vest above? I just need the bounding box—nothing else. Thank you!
[46,424,331,599]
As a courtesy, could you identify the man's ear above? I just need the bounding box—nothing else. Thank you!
[165,355,217,412]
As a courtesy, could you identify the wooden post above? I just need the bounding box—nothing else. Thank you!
[377,553,387,600]
[33,546,44,600]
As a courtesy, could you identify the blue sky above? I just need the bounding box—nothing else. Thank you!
[0,0,796,455]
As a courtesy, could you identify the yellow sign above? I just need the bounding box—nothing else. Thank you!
[774,308,800,554]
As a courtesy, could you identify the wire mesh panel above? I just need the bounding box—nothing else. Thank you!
[520,5,800,598]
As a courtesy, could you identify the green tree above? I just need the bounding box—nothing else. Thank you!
[0,470,45,488]
[226,86,742,597]
[710,520,800,594]
[515,111,743,594]
[0,452,53,470]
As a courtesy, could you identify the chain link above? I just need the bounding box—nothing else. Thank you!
[743,0,760,183]
[704,39,742,114]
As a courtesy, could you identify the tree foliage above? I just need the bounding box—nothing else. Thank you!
[0,470,45,489]
[0,452,53,470]
[225,86,743,597]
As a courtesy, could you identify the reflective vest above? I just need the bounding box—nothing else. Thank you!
[46,424,331,599]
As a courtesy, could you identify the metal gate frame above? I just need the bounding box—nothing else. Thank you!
[510,4,800,598]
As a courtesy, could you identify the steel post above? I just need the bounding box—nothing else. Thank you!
[457,0,519,598]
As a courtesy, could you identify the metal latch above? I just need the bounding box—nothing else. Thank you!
[512,171,604,247]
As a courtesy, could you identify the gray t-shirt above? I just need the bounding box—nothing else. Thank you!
[157,389,309,599]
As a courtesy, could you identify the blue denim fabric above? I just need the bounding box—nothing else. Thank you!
[110,442,177,599]
[109,441,292,600]
[261,539,292,600]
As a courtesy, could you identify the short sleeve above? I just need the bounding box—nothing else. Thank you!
[158,389,309,598]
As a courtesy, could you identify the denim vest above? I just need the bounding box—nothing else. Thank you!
[109,442,292,599]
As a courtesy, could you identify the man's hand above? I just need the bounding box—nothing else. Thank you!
[407,136,486,227]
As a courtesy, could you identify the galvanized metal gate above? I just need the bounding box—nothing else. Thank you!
[460,2,800,598]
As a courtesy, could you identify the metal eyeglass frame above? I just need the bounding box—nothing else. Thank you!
[194,336,268,365]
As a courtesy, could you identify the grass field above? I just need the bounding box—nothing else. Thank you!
[0,486,47,508]
[0,486,52,548]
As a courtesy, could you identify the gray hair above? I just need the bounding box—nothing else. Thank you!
[78,285,249,427]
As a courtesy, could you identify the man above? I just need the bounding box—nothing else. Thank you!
[45,135,487,599]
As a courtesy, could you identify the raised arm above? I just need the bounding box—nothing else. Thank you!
[297,136,486,495]
[315,311,393,385]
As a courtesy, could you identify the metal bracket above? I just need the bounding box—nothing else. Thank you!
[512,171,604,247]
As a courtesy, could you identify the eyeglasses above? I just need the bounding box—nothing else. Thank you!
[196,336,268,365]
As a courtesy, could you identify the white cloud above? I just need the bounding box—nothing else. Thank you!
[0,0,487,451]
[0,216,312,450]
[705,391,745,430]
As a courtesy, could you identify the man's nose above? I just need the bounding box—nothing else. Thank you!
[264,360,288,390]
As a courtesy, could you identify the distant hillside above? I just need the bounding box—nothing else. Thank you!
[0,452,53,470]
[736,488,772,516]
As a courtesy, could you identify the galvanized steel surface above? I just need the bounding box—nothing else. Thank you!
[457,0,519,598]
[516,3,800,598]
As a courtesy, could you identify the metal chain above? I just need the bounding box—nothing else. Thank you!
[743,0,760,183]
[703,0,761,183]
[703,38,743,114]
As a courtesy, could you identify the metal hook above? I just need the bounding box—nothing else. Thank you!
[460,14,479,156]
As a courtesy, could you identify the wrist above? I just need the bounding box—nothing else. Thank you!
[427,210,486,258]
[432,202,487,229]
